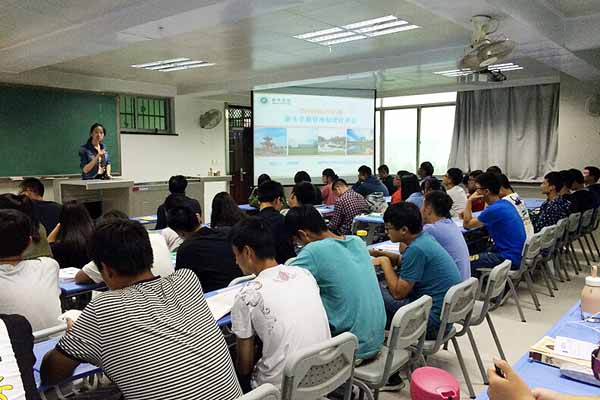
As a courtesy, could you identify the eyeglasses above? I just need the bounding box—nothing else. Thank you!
[593,347,600,380]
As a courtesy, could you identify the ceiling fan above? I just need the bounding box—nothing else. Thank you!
[459,15,516,72]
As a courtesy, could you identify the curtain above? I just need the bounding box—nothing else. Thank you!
[448,83,559,180]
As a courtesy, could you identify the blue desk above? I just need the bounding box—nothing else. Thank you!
[315,204,335,217]
[130,215,158,225]
[524,198,545,210]
[60,279,106,297]
[476,302,600,399]
[239,204,257,212]
[354,213,482,234]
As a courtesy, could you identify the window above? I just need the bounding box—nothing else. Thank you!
[119,95,174,134]
[383,109,417,173]
[419,106,456,174]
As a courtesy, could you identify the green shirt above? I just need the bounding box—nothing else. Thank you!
[22,225,52,260]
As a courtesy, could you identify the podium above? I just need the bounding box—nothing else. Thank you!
[54,179,134,216]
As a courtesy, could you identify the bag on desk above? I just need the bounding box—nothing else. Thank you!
[367,192,388,213]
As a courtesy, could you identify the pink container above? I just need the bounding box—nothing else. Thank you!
[410,367,460,400]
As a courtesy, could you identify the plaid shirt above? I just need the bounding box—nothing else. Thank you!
[531,196,571,233]
[328,189,370,235]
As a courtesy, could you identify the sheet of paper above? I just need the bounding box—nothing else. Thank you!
[372,243,400,253]
[554,336,598,361]
[59,267,81,280]
[206,286,244,321]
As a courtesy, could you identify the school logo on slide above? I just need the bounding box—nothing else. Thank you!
[260,97,268,104]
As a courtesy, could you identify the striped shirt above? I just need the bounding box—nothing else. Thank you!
[57,269,242,400]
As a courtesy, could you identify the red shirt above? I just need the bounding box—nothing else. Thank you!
[321,184,338,205]
[391,188,402,204]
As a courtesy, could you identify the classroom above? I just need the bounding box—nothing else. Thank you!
[0,1,599,400]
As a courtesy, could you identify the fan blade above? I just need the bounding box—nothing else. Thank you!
[477,39,515,67]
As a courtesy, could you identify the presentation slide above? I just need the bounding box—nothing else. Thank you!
[253,89,375,184]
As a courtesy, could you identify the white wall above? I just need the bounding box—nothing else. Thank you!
[556,73,600,169]
[120,96,227,182]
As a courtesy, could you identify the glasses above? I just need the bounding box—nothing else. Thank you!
[593,347,600,380]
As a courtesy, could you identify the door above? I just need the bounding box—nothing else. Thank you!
[228,106,253,204]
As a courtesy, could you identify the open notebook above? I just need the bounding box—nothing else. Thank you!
[205,285,246,321]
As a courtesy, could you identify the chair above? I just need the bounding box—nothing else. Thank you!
[577,209,596,265]
[229,274,256,287]
[462,260,511,384]
[536,225,560,295]
[238,383,280,400]
[281,332,358,400]
[33,323,67,343]
[354,295,433,400]
[552,218,570,282]
[584,207,600,260]
[565,212,583,273]
[419,278,479,399]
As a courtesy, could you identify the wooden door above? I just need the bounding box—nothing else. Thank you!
[228,106,253,204]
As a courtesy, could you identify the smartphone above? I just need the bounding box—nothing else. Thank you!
[494,363,506,379]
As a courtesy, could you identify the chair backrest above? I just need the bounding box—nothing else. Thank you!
[388,295,432,352]
[592,208,600,230]
[238,383,280,400]
[228,274,256,287]
[555,217,569,242]
[539,225,558,251]
[282,332,357,400]
[580,209,594,230]
[522,233,542,262]
[482,260,512,301]
[567,212,581,234]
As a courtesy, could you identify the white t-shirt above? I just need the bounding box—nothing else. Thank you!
[161,227,183,252]
[231,265,331,388]
[504,192,534,241]
[0,320,26,400]
[0,257,61,331]
[446,185,468,217]
[81,233,174,283]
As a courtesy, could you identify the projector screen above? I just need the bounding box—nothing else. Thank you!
[253,88,375,185]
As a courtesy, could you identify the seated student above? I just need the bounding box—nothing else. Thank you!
[210,192,247,229]
[407,177,441,209]
[466,170,485,212]
[288,181,319,208]
[378,164,396,195]
[486,165,503,175]
[530,172,572,233]
[390,170,408,204]
[167,202,242,293]
[320,168,338,205]
[19,177,62,233]
[463,172,526,276]
[155,175,201,229]
[417,161,434,181]
[47,201,94,269]
[353,165,390,197]
[563,168,598,213]
[400,173,420,201]
[421,191,471,281]
[285,206,385,363]
[583,165,600,200]
[497,174,534,241]
[248,173,272,209]
[294,170,322,204]
[371,203,461,339]
[443,168,467,217]
[0,209,60,331]
[229,217,331,389]
[328,178,370,235]
[0,314,40,400]
[0,194,51,259]
[75,210,174,284]
[257,181,296,264]
[40,219,243,399]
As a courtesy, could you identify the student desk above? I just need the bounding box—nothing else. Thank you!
[130,215,158,228]
[476,301,600,399]
[523,198,545,210]
[239,204,258,212]
[60,278,106,310]
[239,203,335,217]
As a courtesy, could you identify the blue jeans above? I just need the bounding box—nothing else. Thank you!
[379,282,409,328]
[470,252,506,277]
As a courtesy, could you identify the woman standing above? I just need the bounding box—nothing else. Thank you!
[79,123,111,180]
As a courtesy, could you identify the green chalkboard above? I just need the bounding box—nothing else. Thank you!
[0,85,120,177]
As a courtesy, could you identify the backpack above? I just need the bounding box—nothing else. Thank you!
[366,192,388,213]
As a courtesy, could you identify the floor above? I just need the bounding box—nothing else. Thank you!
[380,258,591,400]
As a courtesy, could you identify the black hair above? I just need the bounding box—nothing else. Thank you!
[211,192,246,228]
[332,178,348,189]
[167,205,200,232]
[397,170,411,177]
[0,209,32,258]
[544,171,564,192]
[19,177,45,197]
[378,164,390,174]
[476,172,501,195]
[292,182,318,205]
[0,194,40,242]
[401,174,420,200]
[56,201,95,258]
[285,205,328,236]
[257,180,284,203]
[257,173,271,187]
[424,191,453,219]
[497,174,513,191]
[486,166,502,175]
[87,123,106,144]
[322,168,338,182]
[229,217,276,260]
[294,171,312,184]
[584,166,600,182]
[419,161,434,177]
[168,175,188,194]
[383,203,422,234]
[567,168,585,186]
[97,209,129,225]
[89,219,153,276]
[446,168,463,186]
[469,170,484,178]
[358,165,372,176]
[421,177,442,192]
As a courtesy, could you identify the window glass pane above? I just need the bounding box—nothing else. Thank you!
[375,111,380,167]
[384,108,417,174]
[419,106,456,175]
[382,92,456,108]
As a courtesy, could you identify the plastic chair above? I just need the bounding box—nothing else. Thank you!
[281,332,358,400]
[354,295,433,400]
[463,260,511,384]
[419,278,479,399]
[585,207,600,260]
[577,209,596,265]
[565,212,582,273]
[238,383,280,400]
[536,225,559,295]
[33,323,67,343]
[552,218,570,282]
[229,274,256,287]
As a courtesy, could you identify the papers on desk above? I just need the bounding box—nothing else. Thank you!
[554,336,598,361]
[59,267,80,280]
[529,336,591,368]
[137,216,157,221]
[372,243,400,253]
[206,286,244,321]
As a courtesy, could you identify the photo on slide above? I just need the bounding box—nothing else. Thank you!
[288,128,318,155]
[318,128,346,155]
[346,129,374,155]
[255,127,287,157]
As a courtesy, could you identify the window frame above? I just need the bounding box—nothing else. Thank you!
[118,94,177,136]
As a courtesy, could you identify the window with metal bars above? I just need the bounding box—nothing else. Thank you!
[119,95,175,135]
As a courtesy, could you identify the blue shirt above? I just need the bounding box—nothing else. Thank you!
[400,232,461,334]
[406,192,424,209]
[423,219,471,281]
[478,199,526,267]
[79,142,110,180]
[290,236,385,359]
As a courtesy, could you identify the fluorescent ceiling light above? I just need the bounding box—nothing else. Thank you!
[131,57,189,68]
[488,63,515,68]
[160,63,215,72]
[293,15,420,46]
[491,66,524,72]
[132,57,215,72]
